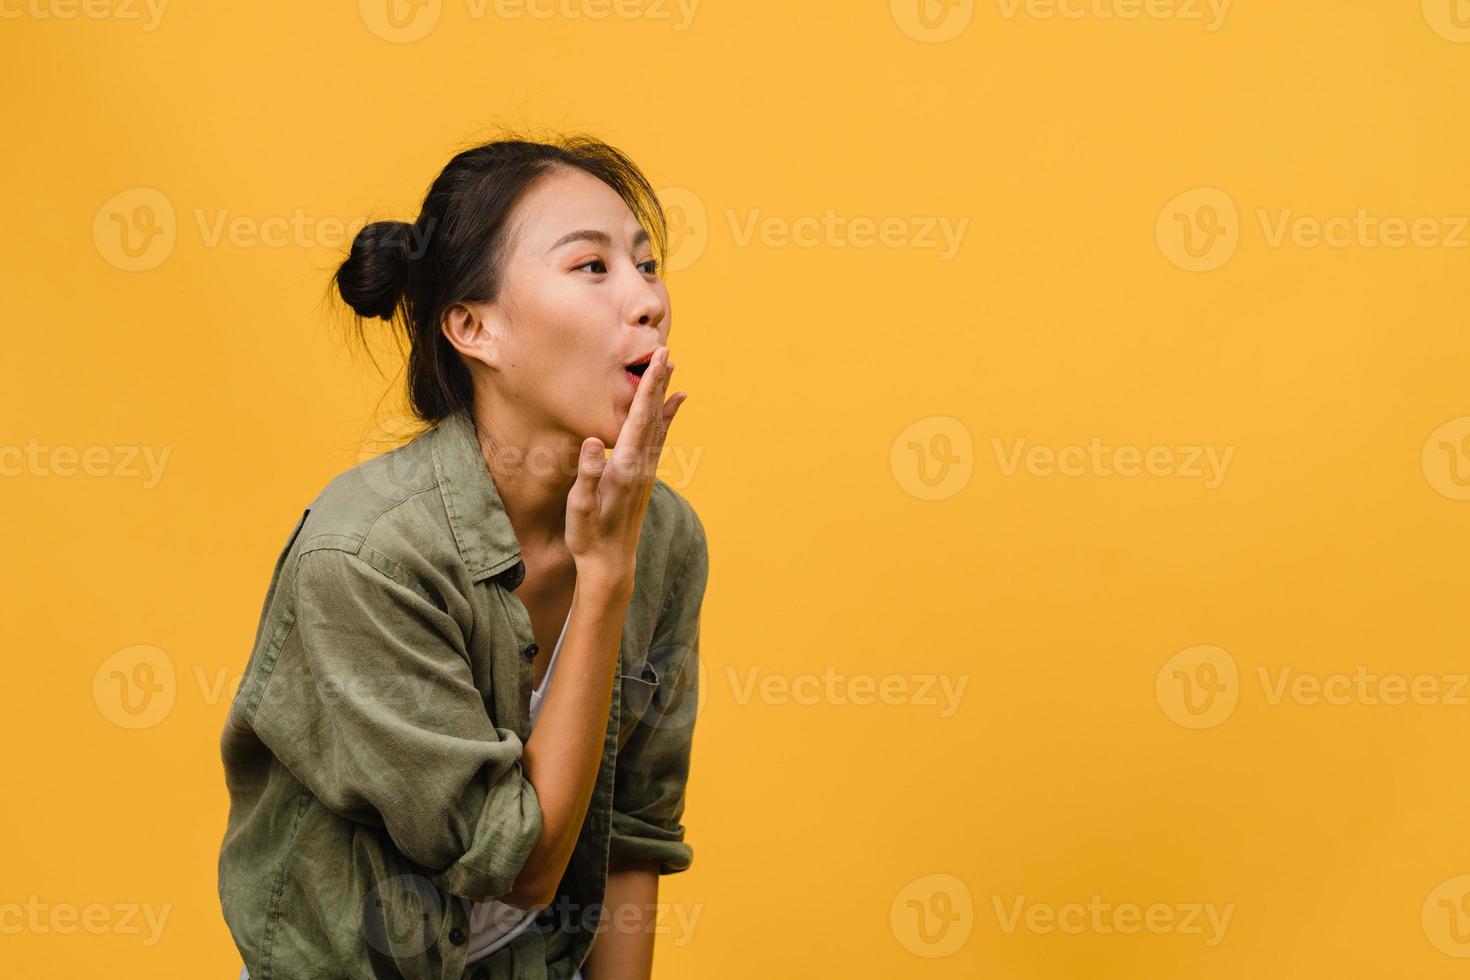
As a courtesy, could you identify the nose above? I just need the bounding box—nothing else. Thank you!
[625,270,667,331]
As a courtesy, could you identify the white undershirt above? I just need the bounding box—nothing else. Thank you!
[462,608,573,966]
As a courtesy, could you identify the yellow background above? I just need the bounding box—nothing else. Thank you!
[4,0,1470,977]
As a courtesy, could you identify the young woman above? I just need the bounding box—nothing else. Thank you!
[218,135,708,980]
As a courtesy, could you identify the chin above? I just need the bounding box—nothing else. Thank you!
[583,416,622,452]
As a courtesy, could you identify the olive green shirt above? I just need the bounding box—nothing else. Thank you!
[217,405,707,980]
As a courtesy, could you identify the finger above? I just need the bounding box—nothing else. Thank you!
[645,386,683,481]
[635,352,673,481]
[567,436,607,511]
[659,389,685,431]
[636,388,685,512]
[631,384,680,513]
[614,346,671,477]
[612,346,666,455]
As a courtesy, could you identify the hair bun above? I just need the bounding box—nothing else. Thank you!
[335,220,413,320]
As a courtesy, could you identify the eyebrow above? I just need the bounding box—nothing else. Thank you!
[548,227,651,253]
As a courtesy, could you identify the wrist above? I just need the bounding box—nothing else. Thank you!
[574,564,636,604]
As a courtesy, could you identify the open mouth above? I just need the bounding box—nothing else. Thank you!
[624,352,654,387]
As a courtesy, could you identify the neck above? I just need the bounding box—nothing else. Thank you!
[468,398,580,557]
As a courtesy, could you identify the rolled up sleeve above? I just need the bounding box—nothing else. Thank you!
[254,545,543,902]
[609,510,708,874]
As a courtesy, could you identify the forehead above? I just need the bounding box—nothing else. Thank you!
[510,166,642,244]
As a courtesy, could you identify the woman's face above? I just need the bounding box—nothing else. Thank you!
[461,165,671,456]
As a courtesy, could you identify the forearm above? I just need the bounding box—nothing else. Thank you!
[583,860,660,980]
[502,573,633,907]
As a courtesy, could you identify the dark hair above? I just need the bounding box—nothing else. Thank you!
[328,132,669,425]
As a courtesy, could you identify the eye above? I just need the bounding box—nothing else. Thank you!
[639,257,660,275]
[575,258,608,274]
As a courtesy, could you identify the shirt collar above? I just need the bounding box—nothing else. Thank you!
[429,405,524,584]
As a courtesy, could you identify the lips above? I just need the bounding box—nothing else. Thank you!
[623,350,655,388]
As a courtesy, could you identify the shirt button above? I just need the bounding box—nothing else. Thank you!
[522,642,539,660]
[448,926,465,945]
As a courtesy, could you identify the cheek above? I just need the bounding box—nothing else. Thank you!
[503,295,591,373]
[529,300,611,375]
[508,265,585,333]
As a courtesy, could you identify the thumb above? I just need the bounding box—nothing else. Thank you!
[569,437,606,504]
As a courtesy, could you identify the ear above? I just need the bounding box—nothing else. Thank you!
[441,300,501,368]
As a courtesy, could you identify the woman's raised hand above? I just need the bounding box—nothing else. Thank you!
[565,346,685,593]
